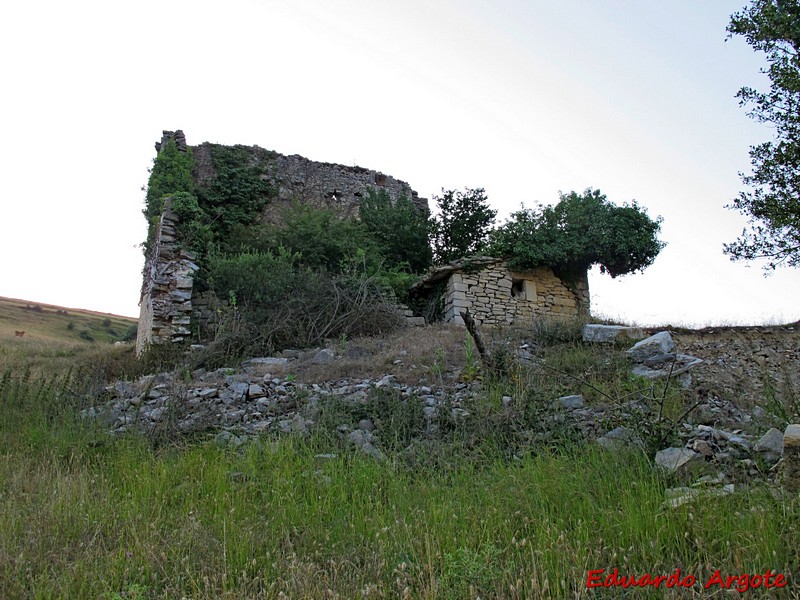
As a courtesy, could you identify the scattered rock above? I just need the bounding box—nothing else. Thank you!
[312,348,335,364]
[582,324,646,343]
[631,354,704,380]
[215,431,243,448]
[596,426,641,450]
[655,447,704,475]
[691,439,715,457]
[87,341,784,483]
[755,428,784,455]
[626,332,676,363]
[664,483,734,509]
[558,395,584,410]
[783,424,800,492]
[716,429,750,451]
[250,357,290,366]
[451,408,470,420]
[248,384,266,399]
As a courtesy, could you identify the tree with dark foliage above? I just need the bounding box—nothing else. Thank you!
[725,0,800,268]
[490,189,664,282]
[432,187,497,264]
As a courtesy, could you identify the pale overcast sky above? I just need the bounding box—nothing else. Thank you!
[1,0,798,326]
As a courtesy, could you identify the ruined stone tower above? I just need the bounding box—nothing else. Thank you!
[136,131,427,355]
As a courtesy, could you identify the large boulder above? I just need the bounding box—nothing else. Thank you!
[755,427,784,464]
[626,331,676,363]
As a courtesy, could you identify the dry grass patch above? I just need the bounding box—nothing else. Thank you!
[292,324,468,385]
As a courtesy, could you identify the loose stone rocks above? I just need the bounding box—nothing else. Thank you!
[626,331,676,363]
[582,324,646,343]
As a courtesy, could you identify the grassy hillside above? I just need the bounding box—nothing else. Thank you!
[0,296,137,344]
[0,318,797,598]
[0,296,138,377]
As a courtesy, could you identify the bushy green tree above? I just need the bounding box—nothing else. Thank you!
[206,249,301,309]
[359,188,433,273]
[260,203,378,273]
[432,188,497,264]
[489,189,664,280]
[724,0,800,268]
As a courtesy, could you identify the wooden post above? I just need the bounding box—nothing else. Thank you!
[460,308,503,377]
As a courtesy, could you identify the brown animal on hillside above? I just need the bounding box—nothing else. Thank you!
[14,331,25,337]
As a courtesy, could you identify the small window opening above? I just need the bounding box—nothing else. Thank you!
[511,279,525,299]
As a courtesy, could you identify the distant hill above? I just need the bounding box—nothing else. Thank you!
[0,297,137,345]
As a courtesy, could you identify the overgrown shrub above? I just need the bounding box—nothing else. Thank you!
[257,203,379,274]
[144,138,196,248]
[201,250,405,363]
[359,188,433,274]
[194,144,274,240]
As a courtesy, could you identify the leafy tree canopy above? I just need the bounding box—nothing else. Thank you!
[432,188,497,264]
[489,189,665,280]
[359,188,433,274]
[724,0,800,268]
[258,203,379,274]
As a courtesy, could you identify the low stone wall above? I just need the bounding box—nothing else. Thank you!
[442,260,589,325]
[135,199,199,355]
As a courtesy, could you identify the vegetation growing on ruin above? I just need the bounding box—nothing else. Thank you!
[142,139,438,359]
[194,144,276,240]
[142,137,667,367]
[431,187,497,264]
[143,137,196,251]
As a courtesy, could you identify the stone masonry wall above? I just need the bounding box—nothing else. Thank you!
[442,260,589,326]
[136,198,199,356]
[192,143,428,221]
[137,131,429,353]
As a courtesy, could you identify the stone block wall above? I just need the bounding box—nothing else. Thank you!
[135,198,199,356]
[137,131,430,354]
[441,260,589,326]
[192,143,427,221]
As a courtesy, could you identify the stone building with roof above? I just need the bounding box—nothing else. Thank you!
[410,257,590,326]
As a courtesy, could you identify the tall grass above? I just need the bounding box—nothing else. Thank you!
[1,372,797,598]
[1,322,798,599]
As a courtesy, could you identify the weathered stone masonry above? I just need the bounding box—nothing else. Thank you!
[412,257,590,326]
[135,197,199,355]
[137,131,428,355]
[192,142,427,218]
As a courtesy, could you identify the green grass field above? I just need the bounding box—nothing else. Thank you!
[0,302,798,598]
[0,296,137,345]
[0,296,138,378]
